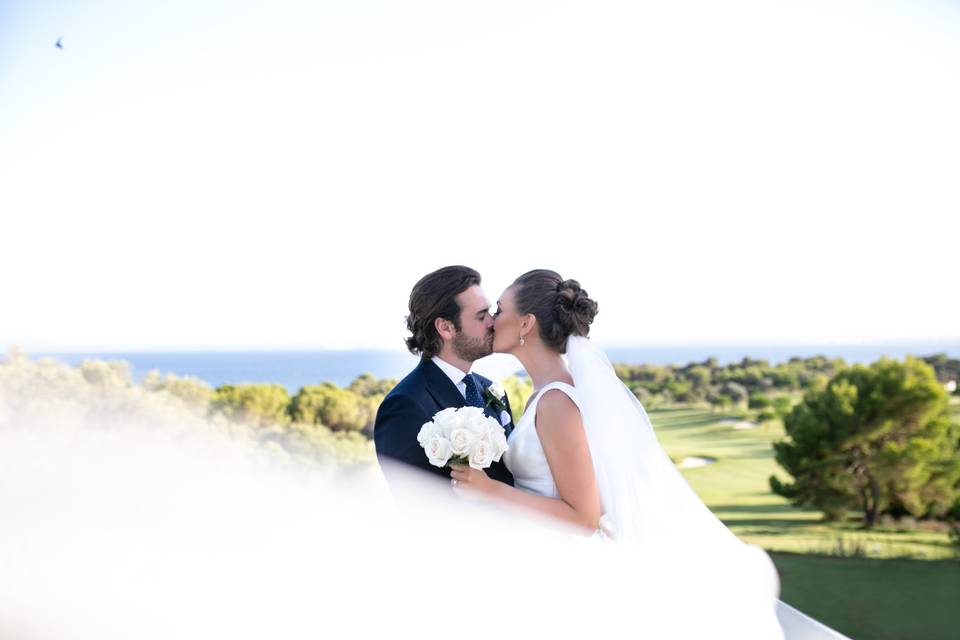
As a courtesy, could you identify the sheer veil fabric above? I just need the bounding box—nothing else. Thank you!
[566,335,735,547]
[564,336,783,636]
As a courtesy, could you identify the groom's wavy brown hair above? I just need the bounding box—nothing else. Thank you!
[405,266,482,359]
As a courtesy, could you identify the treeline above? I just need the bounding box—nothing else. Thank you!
[151,372,535,435]
[195,374,534,437]
[0,353,381,465]
[613,353,960,411]
[178,374,398,436]
[613,355,845,410]
[921,354,960,389]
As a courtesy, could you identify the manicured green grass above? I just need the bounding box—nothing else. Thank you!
[647,405,960,638]
[770,552,960,640]
[647,406,957,560]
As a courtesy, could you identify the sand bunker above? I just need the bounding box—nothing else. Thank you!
[720,419,759,430]
[676,456,717,469]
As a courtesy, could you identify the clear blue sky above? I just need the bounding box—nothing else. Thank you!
[2,0,959,350]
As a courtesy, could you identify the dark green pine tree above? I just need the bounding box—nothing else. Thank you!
[770,357,960,528]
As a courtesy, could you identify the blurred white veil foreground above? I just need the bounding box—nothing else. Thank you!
[0,355,786,639]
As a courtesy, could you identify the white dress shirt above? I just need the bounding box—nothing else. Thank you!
[431,356,471,400]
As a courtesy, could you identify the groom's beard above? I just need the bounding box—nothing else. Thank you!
[452,329,494,362]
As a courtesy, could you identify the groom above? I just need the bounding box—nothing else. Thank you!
[374,265,515,487]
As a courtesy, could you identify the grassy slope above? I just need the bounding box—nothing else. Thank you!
[647,403,960,640]
[648,407,955,559]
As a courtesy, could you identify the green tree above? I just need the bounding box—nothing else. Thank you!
[666,380,694,402]
[757,409,778,423]
[290,383,368,432]
[143,370,214,413]
[770,358,960,528]
[682,365,712,388]
[632,386,652,403]
[502,375,533,424]
[348,373,397,398]
[348,374,397,436]
[720,381,748,407]
[79,359,133,388]
[921,354,960,396]
[772,396,793,418]
[707,389,733,412]
[211,383,291,427]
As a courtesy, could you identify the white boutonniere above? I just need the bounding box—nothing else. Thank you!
[482,381,509,421]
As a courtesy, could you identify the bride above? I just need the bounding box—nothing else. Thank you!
[450,269,784,637]
[450,269,603,532]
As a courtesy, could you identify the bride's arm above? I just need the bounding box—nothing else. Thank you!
[450,390,603,533]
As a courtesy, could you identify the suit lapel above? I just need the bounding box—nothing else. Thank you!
[475,373,515,436]
[420,358,467,412]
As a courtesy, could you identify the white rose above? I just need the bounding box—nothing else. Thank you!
[458,406,478,421]
[417,420,437,447]
[464,409,490,436]
[482,415,501,435]
[432,407,458,423]
[444,411,472,438]
[486,421,508,460]
[488,381,505,400]
[431,408,460,436]
[468,438,495,469]
[448,427,475,455]
[458,406,485,421]
[425,434,452,467]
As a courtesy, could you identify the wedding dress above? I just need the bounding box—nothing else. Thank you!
[503,336,785,638]
[502,379,578,502]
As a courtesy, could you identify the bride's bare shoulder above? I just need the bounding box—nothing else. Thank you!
[535,387,583,425]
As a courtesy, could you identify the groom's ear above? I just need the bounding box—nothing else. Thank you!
[434,317,456,342]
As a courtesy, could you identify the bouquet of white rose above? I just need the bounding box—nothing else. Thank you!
[417,406,509,470]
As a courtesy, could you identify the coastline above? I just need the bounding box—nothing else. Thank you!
[20,341,960,392]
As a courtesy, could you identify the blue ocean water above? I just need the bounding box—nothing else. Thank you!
[34,342,960,392]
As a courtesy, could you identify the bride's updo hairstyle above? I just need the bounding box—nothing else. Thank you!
[512,269,598,354]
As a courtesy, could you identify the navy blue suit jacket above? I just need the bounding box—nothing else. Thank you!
[374,357,515,486]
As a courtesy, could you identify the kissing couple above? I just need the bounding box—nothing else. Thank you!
[375,266,602,531]
[374,266,783,636]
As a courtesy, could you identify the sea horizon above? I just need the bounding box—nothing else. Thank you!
[18,340,960,392]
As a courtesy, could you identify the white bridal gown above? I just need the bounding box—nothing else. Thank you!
[504,378,786,639]
[503,381,581,502]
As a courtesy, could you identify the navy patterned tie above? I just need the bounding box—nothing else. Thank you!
[462,373,486,409]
